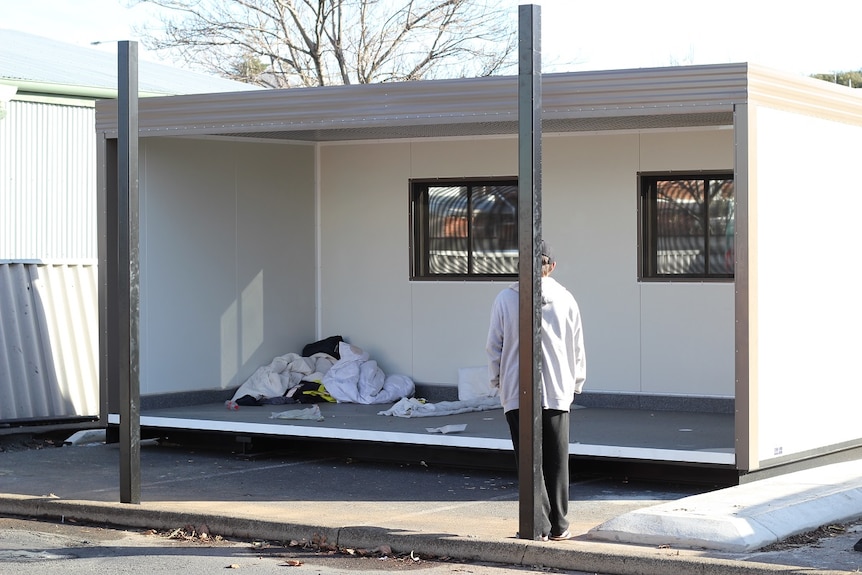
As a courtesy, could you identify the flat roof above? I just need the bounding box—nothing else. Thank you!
[94,62,862,141]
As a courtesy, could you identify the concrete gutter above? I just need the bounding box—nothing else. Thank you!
[0,493,852,575]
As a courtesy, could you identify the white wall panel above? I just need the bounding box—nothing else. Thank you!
[639,129,735,171]
[639,129,736,396]
[138,138,316,395]
[318,142,415,376]
[640,283,735,395]
[409,282,504,384]
[407,138,520,382]
[407,137,517,178]
[320,139,517,383]
[753,107,862,462]
[542,134,642,393]
[319,131,736,396]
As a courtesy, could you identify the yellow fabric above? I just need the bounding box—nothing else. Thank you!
[302,384,336,403]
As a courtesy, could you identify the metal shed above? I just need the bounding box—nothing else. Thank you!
[0,30,255,429]
[95,63,862,479]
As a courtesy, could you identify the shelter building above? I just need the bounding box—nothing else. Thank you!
[94,62,862,479]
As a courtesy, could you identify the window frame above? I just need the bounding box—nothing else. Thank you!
[638,170,735,282]
[409,176,519,281]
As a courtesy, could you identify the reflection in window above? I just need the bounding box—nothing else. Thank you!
[411,179,518,279]
[641,173,734,279]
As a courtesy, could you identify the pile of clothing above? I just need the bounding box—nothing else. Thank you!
[229,336,414,407]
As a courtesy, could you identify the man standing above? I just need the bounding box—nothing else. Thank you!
[486,240,586,541]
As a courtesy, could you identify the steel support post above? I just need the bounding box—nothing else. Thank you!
[517,3,543,540]
[118,40,141,504]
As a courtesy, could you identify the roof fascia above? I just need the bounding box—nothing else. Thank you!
[95,63,753,138]
[1,78,167,101]
[747,64,862,126]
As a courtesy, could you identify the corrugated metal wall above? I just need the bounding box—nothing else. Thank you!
[0,263,99,422]
[1,98,99,424]
[1,100,96,260]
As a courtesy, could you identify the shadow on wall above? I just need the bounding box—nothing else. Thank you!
[0,262,98,425]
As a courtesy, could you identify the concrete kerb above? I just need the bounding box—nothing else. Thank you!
[0,494,850,575]
[590,460,862,554]
[0,494,335,543]
[337,528,528,565]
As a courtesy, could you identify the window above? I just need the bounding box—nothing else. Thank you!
[639,172,735,280]
[411,178,518,279]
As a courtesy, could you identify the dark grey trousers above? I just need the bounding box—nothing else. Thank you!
[505,408,570,537]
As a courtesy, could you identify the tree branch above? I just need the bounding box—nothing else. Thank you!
[129,0,516,87]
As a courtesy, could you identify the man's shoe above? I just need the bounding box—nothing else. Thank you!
[549,529,572,541]
[516,532,549,542]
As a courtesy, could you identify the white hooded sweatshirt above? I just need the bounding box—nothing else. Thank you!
[486,276,586,413]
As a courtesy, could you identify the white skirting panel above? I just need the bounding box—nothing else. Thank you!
[106,413,735,466]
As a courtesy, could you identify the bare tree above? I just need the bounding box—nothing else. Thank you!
[130,0,517,88]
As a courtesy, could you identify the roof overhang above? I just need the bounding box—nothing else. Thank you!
[93,62,862,142]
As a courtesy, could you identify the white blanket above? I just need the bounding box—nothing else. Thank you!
[322,342,415,404]
[230,352,336,402]
[378,396,501,418]
[232,342,415,405]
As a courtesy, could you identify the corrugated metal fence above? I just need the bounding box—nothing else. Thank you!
[0,262,99,423]
[1,99,100,425]
[0,100,96,260]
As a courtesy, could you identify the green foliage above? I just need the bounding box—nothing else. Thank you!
[232,54,267,83]
[810,70,862,88]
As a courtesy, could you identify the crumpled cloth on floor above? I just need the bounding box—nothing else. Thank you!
[269,405,325,422]
[322,342,414,404]
[378,396,501,418]
[231,352,337,403]
[425,424,468,434]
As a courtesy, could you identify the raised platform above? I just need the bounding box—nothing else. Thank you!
[109,400,736,470]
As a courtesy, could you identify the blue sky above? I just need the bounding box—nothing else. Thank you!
[5,0,861,77]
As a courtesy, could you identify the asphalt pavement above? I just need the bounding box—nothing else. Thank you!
[1,430,861,575]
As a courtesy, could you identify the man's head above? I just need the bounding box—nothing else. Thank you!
[540,240,556,276]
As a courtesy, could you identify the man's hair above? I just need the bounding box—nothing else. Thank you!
[540,240,554,265]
